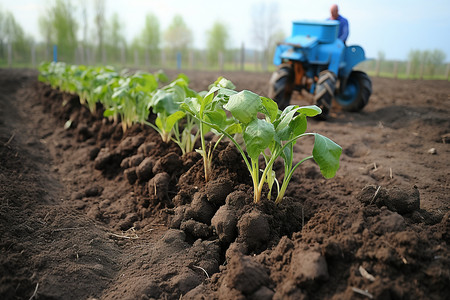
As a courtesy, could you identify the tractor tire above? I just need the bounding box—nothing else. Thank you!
[336,71,372,112]
[268,64,294,110]
[314,70,337,119]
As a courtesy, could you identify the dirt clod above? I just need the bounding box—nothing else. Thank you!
[237,209,271,251]
[384,186,420,214]
[206,177,234,205]
[136,157,155,182]
[211,205,238,244]
[221,254,271,296]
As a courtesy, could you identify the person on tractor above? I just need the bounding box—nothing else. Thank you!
[328,4,349,43]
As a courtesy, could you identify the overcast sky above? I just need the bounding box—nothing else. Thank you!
[2,0,450,61]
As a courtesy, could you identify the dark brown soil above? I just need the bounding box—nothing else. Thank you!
[1,68,449,300]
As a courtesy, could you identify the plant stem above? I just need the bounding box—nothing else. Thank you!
[251,159,260,203]
[200,123,210,182]
[255,152,278,203]
[275,155,313,204]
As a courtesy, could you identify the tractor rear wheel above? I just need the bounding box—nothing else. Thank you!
[314,70,337,119]
[336,71,372,112]
[268,64,294,110]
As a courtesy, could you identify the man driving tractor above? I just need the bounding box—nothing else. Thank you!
[328,4,349,43]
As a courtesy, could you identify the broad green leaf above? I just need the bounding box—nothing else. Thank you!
[217,88,238,98]
[209,76,235,90]
[205,110,227,128]
[280,105,298,117]
[290,114,307,137]
[200,92,215,114]
[225,123,242,135]
[224,90,261,124]
[214,88,238,105]
[276,109,298,141]
[151,90,179,115]
[183,97,201,114]
[297,105,322,117]
[216,77,235,89]
[260,97,279,122]
[205,86,220,98]
[312,134,342,179]
[165,111,186,132]
[244,119,275,160]
[184,86,198,98]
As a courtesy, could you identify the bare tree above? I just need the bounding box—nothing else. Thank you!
[141,14,161,65]
[94,0,106,63]
[206,21,229,66]
[38,15,52,60]
[38,0,78,62]
[408,49,422,77]
[1,8,31,63]
[251,2,282,70]
[164,15,192,63]
[375,50,385,77]
[105,13,127,64]
[428,49,446,77]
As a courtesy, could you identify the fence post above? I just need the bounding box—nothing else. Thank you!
[393,61,398,79]
[419,61,424,80]
[219,51,224,71]
[375,59,381,77]
[31,43,36,67]
[405,60,411,79]
[445,63,450,81]
[177,52,181,70]
[240,42,245,71]
[134,49,139,67]
[7,43,12,67]
[53,45,57,62]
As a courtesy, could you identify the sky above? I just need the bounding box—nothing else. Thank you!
[1,0,450,61]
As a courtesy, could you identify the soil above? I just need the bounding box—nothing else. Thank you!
[1,67,449,300]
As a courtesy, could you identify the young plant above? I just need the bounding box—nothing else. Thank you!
[107,72,158,132]
[198,89,342,203]
[146,74,199,152]
[180,77,237,181]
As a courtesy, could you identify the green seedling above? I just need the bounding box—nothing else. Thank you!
[37,64,341,204]
[198,89,342,203]
[146,74,200,155]
[106,72,158,132]
[180,77,237,181]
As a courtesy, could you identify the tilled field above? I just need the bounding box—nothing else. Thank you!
[0,68,449,299]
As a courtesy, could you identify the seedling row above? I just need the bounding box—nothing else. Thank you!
[38,62,342,203]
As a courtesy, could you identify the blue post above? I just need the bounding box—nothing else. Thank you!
[177,52,181,70]
[53,45,58,62]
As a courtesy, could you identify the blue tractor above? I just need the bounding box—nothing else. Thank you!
[269,20,372,118]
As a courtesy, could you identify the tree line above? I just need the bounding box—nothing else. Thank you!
[0,0,283,70]
[1,0,448,79]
